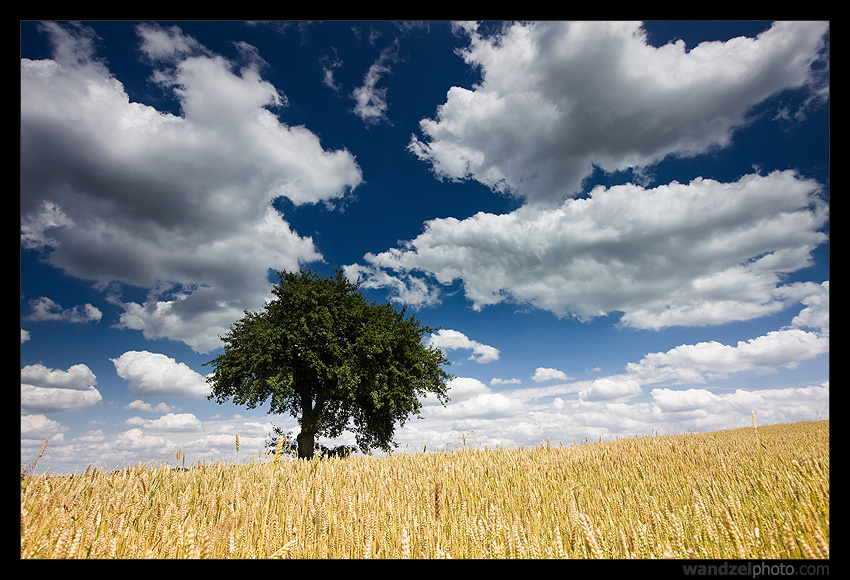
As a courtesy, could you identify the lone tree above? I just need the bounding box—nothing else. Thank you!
[205,269,453,459]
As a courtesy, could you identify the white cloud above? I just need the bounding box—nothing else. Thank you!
[18,21,830,473]
[125,400,176,414]
[21,363,97,391]
[20,22,363,353]
[111,428,174,452]
[111,350,210,399]
[320,49,343,92]
[410,21,829,205]
[344,264,441,309]
[648,382,829,428]
[352,39,400,125]
[443,377,492,401]
[790,280,829,335]
[425,377,522,420]
[532,367,568,383]
[402,376,828,452]
[437,392,520,419]
[490,377,522,386]
[134,412,204,432]
[21,363,102,414]
[427,329,500,364]
[625,328,829,386]
[349,171,828,329]
[579,378,642,402]
[136,22,207,62]
[21,414,65,440]
[505,303,828,407]
[20,384,103,415]
[651,387,721,413]
[26,296,102,323]
[20,201,74,252]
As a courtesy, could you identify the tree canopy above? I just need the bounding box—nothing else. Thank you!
[205,269,453,459]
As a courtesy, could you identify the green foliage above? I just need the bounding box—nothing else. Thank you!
[205,269,453,458]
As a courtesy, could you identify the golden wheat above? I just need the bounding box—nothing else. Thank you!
[21,420,828,559]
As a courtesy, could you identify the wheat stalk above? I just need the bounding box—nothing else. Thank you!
[21,420,828,559]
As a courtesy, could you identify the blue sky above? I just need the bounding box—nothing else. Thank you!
[21,21,829,474]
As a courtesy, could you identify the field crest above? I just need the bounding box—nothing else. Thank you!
[21,420,829,559]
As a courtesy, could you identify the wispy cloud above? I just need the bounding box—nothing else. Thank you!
[351,38,401,125]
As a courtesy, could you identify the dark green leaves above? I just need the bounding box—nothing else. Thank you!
[205,268,453,457]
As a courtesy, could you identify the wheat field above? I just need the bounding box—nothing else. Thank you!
[20,418,828,559]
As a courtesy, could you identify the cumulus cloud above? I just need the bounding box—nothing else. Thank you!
[437,392,520,419]
[579,378,642,402]
[444,377,492,401]
[409,21,829,205]
[21,363,102,413]
[343,263,441,308]
[22,414,65,441]
[366,21,829,332]
[26,296,102,323]
[651,387,721,413]
[648,383,829,427]
[625,328,829,386]
[790,280,829,335]
[128,412,203,432]
[110,428,173,453]
[403,375,828,451]
[505,303,829,411]
[125,400,176,414]
[490,377,522,386]
[348,171,828,329]
[425,377,521,420]
[427,329,500,363]
[508,320,828,409]
[111,350,210,399]
[22,363,97,391]
[20,22,363,353]
[532,367,568,383]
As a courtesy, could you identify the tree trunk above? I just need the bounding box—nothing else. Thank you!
[297,428,315,459]
[297,385,323,459]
